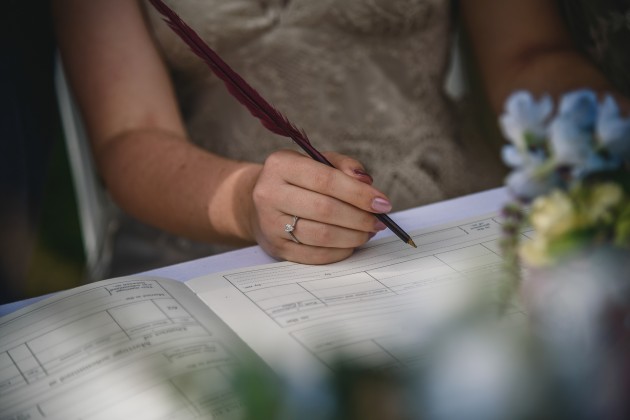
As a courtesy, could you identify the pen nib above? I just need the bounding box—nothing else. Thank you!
[407,238,417,248]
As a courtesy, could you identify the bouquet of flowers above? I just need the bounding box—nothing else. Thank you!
[498,89,630,267]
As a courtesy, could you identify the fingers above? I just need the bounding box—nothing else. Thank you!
[267,214,366,264]
[250,149,389,265]
[275,184,386,233]
[278,242,355,265]
[253,213,361,265]
[324,151,374,185]
[282,214,374,248]
[263,150,392,215]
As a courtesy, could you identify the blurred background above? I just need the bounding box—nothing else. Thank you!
[1,1,85,304]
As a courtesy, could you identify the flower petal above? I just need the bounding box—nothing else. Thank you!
[505,168,558,201]
[549,115,594,166]
[572,152,622,179]
[558,89,598,129]
[500,91,553,147]
[596,96,630,160]
[501,145,524,168]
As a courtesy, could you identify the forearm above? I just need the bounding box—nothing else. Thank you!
[462,0,627,114]
[487,48,612,113]
[96,128,261,246]
[53,0,262,245]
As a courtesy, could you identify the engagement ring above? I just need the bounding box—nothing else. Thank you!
[284,215,301,244]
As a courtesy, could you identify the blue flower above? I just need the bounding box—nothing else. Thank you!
[501,145,523,168]
[500,88,628,201]
[501,145,547,168]
[499,91,553,149]
[548,114,594,166]
[596,95,630,161]
[557,89,598,130]
[572,152,622,179]
[505,166,560,201]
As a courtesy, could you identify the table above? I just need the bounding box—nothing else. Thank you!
[0,188,509,317]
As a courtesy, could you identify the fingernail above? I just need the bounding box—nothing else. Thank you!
[353,169,373,184]
[374,221,387,231]
[371,197,392,213]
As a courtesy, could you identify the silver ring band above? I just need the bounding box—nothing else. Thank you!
[284,215,301,244]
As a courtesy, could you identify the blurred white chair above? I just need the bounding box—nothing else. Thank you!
[54,56,116,281]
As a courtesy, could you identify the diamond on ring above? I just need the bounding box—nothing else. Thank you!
[285,215,301,244]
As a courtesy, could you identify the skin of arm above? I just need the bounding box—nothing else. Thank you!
[53,0,390,264]
[54,0,260,245]
[461,0,629,114]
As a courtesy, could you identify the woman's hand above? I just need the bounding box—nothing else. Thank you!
[248,150,391,264]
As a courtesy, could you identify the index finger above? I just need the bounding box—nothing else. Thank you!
[271,151,393,214]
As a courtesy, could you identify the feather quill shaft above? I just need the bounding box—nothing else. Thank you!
[148,0,416,248]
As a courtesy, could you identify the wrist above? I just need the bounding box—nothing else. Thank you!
[238,163,263,243]
[204,160,262,245]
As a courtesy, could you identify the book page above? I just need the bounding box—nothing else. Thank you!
[187,213,529,374]
[0,276,258,420]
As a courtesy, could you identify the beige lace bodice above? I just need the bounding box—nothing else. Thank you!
[143,0,494,210]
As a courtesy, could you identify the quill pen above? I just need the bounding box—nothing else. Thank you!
[148,0,416,248]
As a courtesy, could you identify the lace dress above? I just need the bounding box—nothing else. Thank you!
[107,0,503,277]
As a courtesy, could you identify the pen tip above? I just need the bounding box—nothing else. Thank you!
[408,238,417,248]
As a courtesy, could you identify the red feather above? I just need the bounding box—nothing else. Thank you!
[147,0,330,165]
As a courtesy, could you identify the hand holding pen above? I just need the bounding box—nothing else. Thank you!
[249,149,399,263]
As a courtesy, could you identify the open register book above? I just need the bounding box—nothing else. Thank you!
[0,210,526,419]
